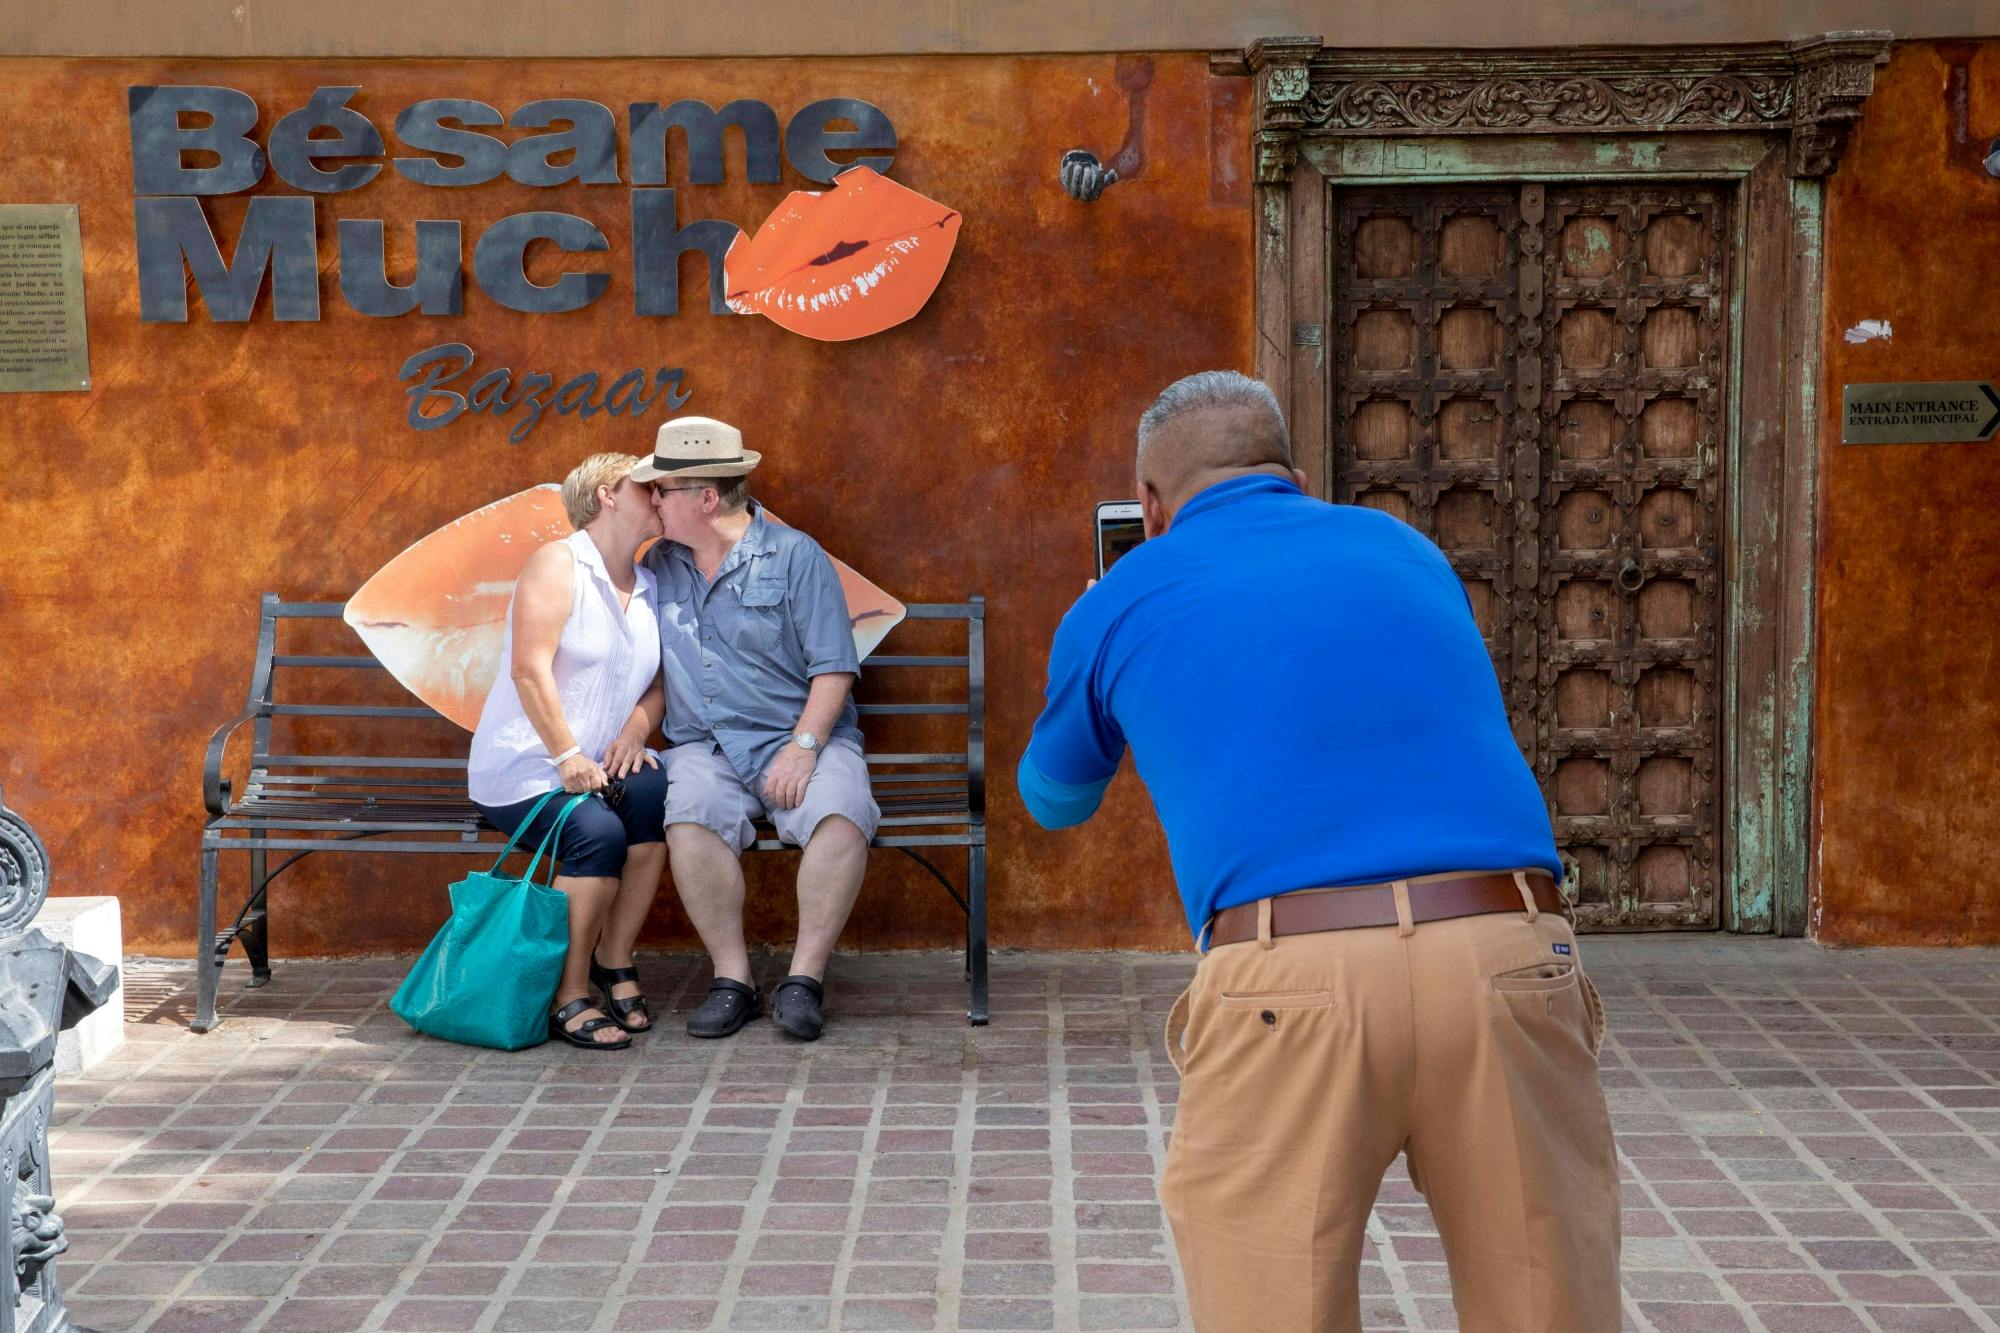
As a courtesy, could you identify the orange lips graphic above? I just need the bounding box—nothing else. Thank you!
[724,165,962,341]
[344,486,574,730]
[345,486,908,731]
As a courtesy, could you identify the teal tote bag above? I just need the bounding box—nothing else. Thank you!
[390,790,589,1050]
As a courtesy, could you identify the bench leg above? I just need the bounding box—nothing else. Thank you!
[243,847,272,987]
[240,911,272,988]
[967,843,989,1026]
[195,845,221,1034]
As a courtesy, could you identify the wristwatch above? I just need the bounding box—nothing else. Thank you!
[792,732,821,753]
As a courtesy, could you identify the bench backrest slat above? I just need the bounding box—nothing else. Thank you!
[262,754,470,769]
[855,703,968,717]
[271,655,385,668]
[270,704,444,719]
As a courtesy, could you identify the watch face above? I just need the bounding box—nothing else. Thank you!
[796,734,819,751]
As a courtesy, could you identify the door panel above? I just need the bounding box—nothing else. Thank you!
[1332,183,1727,930]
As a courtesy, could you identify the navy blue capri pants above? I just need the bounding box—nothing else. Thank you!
[472,762,668,878]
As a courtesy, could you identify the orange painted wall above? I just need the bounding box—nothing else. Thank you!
[0,56,1253,956]
[1814,41,2000,945]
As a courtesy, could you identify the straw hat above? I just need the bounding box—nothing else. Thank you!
[630,416,761,481]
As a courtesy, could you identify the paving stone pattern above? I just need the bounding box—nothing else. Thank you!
[54,938,2000,1331]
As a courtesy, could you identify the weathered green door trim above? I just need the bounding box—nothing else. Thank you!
[1243,37,1890,934]
[1773,177,1825,937]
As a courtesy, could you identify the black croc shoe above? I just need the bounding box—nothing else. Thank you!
[590,956,652,1033]
[687,977,764,1039]
[549,997,631,1051]
[771,975,825,1042]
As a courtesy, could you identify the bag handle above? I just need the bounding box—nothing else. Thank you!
[521,793,592,886]
[486,788,564,874]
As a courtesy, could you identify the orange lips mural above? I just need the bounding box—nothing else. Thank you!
[724,165,962,341]
[344,486,573,730]
[345,486,907,731]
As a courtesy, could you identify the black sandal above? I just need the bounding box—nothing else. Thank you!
[771,975,825,1042]
[549,996,631,1051]
[687,977,764,1039]
[590,956,652,1033]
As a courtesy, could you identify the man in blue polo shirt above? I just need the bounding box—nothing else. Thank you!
[1022,371,1619,1332]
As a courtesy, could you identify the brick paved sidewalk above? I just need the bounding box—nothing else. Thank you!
[53,938,2000,1332]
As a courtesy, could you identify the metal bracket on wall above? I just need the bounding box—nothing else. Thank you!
[1058,55,1154,200]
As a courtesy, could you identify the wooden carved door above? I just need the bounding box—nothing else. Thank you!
[1331,182,1727,930]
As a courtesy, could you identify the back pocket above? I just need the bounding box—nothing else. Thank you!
[1217,989,1333,1010]
[1491,961,1578,993]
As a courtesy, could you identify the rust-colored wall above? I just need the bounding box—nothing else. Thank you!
[0,55,1253,956]
[1814,41,2000,945]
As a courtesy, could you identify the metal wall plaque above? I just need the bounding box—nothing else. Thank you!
[1842,381,2000,444]
[0,205,90,393]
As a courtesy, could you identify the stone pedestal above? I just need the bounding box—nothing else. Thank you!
[0,789,117,1332]
[29,901,120,1076]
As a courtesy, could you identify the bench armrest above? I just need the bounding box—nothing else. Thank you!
[966,736,986,820]
[203,707,264,817]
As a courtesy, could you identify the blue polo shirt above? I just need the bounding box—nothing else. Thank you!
[1020,474,1560,941]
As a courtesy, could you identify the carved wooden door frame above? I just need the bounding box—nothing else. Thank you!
[1236,34,1891,935]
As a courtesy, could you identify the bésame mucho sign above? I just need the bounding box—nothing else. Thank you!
[127,85,965,439]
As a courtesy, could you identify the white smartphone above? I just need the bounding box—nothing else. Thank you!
[1095,501,1145,578]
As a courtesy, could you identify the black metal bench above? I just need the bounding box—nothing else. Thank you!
[198,594,988,1033]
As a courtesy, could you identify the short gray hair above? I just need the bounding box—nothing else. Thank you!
[1136,370,1290,470]
[670,474,750,514]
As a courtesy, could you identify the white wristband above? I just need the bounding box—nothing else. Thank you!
[549,745,582,767]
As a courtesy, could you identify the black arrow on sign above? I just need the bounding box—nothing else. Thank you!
[1981,383,2000,441]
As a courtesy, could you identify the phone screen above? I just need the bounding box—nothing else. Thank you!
[1098,515,1146,575]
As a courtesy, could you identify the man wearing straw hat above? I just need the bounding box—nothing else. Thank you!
[634,416,880,1042]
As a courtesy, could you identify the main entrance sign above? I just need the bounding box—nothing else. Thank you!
[1841,382,2000,444]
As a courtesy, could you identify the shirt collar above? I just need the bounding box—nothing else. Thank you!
[740,501,777,556]
[663,500,773,579]
[572,529,655,597]
[1172,473,1303,525]
[712,503,775,581]
[569,529,613,586]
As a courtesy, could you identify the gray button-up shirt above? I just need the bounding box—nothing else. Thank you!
[643,503,863,786]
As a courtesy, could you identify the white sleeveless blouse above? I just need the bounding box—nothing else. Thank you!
[468,531,661,806]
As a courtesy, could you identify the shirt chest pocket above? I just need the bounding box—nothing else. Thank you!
[733,577,790,658]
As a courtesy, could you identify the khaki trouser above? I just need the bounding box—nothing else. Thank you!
[1159,882,1619,1333]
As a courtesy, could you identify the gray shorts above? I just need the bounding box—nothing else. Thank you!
[662,738,880,854]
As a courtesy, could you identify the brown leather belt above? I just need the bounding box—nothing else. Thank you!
[1205,873,1566,948]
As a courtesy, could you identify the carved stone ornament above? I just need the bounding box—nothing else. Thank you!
[1253,131,1300,185]
[12,1147,64,1298]
[0,790,50,938]
[1245,32,1890,177]
[1312,74,1794,131]
[1266,65,1311,105]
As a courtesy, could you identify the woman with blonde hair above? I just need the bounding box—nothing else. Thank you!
[467,452,668,1050]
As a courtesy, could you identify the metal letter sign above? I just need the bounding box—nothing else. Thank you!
[125,85,909,325]
[1842,382,2000,444]
[110,83,962,440]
